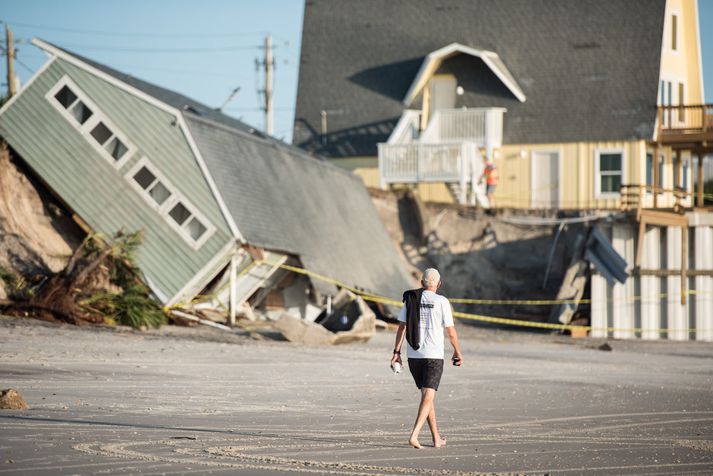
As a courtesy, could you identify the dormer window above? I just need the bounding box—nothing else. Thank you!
[47,75,135,168]
[126,158,214,249]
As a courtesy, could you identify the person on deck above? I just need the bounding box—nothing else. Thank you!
[479,157,499,209]
[390,268,463,449]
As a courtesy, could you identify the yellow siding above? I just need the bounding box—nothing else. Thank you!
[659,0,703,103]
[495,141,645,209]
[329,157,380,188]
[415,183,453,203]
[331,141,692,209]
[325,1,705,211]
[328,156,456,203]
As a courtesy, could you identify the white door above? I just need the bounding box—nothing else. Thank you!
[430,76,456,112]
[532,151,560,208]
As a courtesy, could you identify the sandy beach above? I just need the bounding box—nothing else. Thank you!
[1,315,712,475]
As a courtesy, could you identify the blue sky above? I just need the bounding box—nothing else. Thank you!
[1,0,712,144]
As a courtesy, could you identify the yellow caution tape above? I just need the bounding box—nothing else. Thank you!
[354,292,702,334]
[449,290,713,305]
[274,264,710,334]
[278,263,385,301]
[171,260,710,334]
[165,259,263,311]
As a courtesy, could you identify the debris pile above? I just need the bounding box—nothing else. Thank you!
[370,189,584,323]
[0,389,29,410]
[274,289,376,345]
[1,231,166,329]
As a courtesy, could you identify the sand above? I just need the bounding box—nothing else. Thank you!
[1,315,712,475]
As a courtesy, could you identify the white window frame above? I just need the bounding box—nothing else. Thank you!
[126,157,215,250]
[46,75,136,169]
[594,148,625,199]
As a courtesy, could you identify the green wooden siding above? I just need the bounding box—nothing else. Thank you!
[0,57,234,301]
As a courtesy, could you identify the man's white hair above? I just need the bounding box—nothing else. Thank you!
[421,268,441,286]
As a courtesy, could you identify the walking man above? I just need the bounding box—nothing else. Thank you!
[390,268,463,449]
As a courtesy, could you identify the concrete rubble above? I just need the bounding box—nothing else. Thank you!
[275,289,376,345]
[0,388,30,410]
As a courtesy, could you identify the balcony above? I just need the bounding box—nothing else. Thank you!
[656,104,713,146]
[378,108,504,204]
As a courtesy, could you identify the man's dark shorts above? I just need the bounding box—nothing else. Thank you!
[408,358,444,391]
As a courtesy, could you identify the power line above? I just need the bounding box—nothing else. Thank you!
[224,106,294,112]
[46,42,262,53]
[0,19,271,39]
[13,56,33,74]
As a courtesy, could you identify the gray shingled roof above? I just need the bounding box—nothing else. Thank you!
[48,42,413,300]
[184,114,413,299]
[293,0,666,158]
[48,42,261,137]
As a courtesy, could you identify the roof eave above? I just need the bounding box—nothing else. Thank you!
[30,37,245,243]
[402,42,526,105]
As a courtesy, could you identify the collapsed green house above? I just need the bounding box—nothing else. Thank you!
[0,39,413,322]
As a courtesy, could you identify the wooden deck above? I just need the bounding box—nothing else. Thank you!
[657,103,713,146]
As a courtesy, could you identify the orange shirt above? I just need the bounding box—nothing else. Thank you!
[484,164,499,186]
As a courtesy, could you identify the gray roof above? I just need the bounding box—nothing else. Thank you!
[49,42,262,137]
[293,0,666,157]
[185,113,413,299]
[46,41,413,300]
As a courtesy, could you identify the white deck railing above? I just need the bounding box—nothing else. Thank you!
[387,109,421,145]
[378,108,504,204]
[378,142,483,203]
[419,108,504,148]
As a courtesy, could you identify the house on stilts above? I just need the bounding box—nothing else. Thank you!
[293,0,713,341]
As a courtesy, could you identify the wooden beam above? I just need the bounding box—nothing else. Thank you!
[681,225,687,305]
[420,84,430,131]
[698,153,705,207]
[638,209,688,227]
[635,219,647,267]
[635,269,713,277]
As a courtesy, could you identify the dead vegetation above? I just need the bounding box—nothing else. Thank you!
[0,142,165,329]
[1,231,167,329]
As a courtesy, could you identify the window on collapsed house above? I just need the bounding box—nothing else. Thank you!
[597,151,623,196]
[47,76,134,167]
[127,159,212,247]
[186,217,207,241]
[54,85,93,125]
[168,200,209,242]
[132,166,172,206]
[169,202,191,225]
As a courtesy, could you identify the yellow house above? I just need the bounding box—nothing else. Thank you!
[293,0,710,210]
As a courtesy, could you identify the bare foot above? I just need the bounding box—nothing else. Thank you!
[434,436,447,448]
[408,437,422,449]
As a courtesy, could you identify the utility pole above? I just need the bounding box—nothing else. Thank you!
[256,35,275,136]
[5,23,16,98]
[264,35,274,136]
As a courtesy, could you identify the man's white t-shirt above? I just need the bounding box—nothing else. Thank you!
[397,290,454,359]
